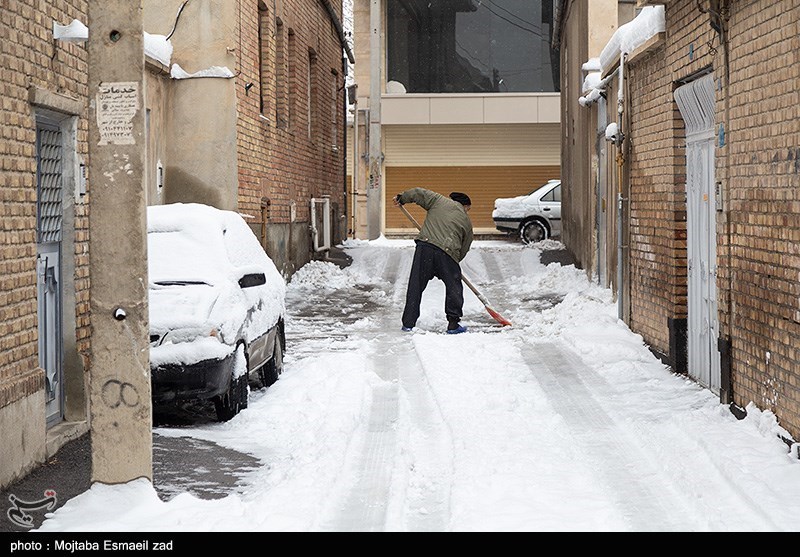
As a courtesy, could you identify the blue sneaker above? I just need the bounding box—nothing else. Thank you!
[446,325,468,335]
[401,327,413,332]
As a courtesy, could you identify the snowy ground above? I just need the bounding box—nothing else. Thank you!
[37,239,800,532]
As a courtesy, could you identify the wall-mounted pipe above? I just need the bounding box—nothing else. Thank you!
[616,53,627,321]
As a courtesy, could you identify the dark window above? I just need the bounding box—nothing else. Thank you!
[258,1,269,116]
[308,49,317,140]
[287,28,297,129]
[275,19,288,128]
[387,0,560,94]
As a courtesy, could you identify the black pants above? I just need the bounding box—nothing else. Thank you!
[402,241,464,329]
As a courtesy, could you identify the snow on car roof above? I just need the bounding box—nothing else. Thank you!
[147,202,286,336]
[148,203,231,286]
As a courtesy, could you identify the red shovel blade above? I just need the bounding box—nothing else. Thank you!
[486,306,512,327]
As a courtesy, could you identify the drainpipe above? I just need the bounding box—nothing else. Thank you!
[616,54,627,321]
[317,0,355,65]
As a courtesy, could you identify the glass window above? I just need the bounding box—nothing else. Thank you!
[387,0,560,94]
[542,184,561,202]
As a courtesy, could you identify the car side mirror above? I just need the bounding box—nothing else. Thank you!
[238,272,266,288]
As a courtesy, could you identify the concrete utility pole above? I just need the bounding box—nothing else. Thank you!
[86,0,152,483]
[367,0,382,239]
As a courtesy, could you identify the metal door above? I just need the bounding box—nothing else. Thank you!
[675,74,720,392]
[36,119,65,425]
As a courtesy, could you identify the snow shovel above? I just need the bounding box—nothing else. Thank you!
[398,203,512,327]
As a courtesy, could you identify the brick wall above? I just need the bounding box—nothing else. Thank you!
[622,0,800,438]
[0,1,90,410]
[236,0,347,271]
[724,0,800,435]
[626,44,685,356]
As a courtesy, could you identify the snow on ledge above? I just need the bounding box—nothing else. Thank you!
[599,6,665,73]
[144,32,173,67]
[170,64,235,80]
[53,19,88,43]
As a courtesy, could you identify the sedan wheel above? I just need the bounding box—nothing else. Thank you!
[520,220,548,244]
[258,329,284,388]
[214,344,247,422]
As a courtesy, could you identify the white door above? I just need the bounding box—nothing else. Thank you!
[675,74,720,392]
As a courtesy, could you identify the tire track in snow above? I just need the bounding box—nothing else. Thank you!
[397,345,453,531]
[320,250,452,531]
[319,334,400,532]
[525,342,780,531]
[520,341,694,531]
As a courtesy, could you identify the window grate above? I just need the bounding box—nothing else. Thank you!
[37,124,64,244]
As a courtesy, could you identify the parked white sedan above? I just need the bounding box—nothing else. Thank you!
[492,179,562,244]
[147,203,287,421]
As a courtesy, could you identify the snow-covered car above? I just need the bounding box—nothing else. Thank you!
[147,203,287,421]
[492,179,562,244]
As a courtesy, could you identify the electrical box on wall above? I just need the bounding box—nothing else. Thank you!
[715,181,723,211]
[157,161,164,196]
[78,161,87,200]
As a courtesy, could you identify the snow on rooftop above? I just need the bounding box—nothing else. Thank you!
[582,58,601,72]
[582,72,602,94]
[144,32,173,67]
[599,6,665,73]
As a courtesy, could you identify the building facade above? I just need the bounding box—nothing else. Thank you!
[1,1,92,488]
[557,0,800,442]
[351,0,562,239]
[144,0,351,277]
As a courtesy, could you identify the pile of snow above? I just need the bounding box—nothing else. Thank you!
[289,260,385,291]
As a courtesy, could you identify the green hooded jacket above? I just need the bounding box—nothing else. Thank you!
[397,188,473,262]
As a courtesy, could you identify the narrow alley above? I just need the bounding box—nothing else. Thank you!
[30,240,800,532]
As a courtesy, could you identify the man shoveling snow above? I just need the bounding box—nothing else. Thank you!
[393,188,473,334]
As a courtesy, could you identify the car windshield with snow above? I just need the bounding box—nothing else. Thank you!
[492,179,562,244]
[147,203,287,421]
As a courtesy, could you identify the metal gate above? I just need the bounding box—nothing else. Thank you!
[36,118,64,425]
[674,74,720,392]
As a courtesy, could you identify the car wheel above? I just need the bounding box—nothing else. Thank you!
[519,220,549,244]
[214,344,247,422]
[259,327,284,388]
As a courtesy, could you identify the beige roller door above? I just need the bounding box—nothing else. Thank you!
[384,124,560,167]
[383,123,560,231]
